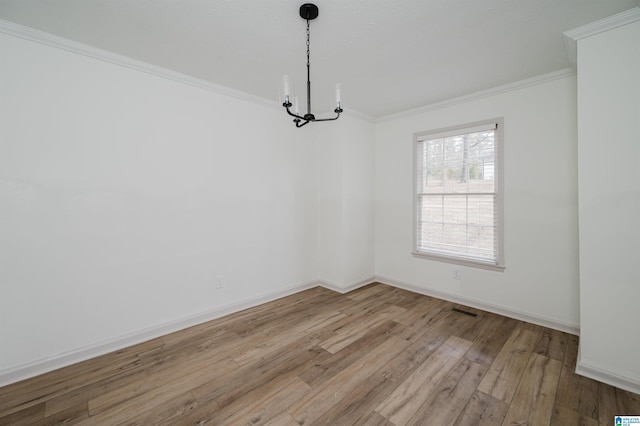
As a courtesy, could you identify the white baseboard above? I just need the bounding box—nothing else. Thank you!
[374,275,580,336]
[0,279,320,388]
[576,351,640,395]
[0,274,577,388]
[317,276,377,294]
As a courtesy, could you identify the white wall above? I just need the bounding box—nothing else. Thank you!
[317,116,375,289]
[375,74,580,331]
[0,32,320,378]
[576,19,640,391]
[0,19,595,387]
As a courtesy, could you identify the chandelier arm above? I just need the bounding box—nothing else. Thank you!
[284,104,306,121]
[311,112,341,122]
[296,120,311,128]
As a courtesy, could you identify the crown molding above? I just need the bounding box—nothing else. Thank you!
[0,18,375,123]
[0,19,283,111]
[9,9,636,125]
[563,7,640,68]
[377,68,576,122]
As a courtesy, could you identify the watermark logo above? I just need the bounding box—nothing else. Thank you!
[616,416,640,426]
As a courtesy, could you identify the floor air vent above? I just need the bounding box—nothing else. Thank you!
[451,307,478,317]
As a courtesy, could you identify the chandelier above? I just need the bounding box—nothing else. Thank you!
[282,3,342,128]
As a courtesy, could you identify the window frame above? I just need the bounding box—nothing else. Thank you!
[412,118,505,271]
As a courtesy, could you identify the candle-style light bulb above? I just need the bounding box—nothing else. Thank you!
[294,96,300,115]
[282,75,291,104]
[335,83,341,106]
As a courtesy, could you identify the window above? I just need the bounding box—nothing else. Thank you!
[413,118,504,270]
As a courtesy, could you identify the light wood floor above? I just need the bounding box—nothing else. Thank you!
[1,283,639,425]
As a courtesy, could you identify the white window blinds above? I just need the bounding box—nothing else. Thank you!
[414,120,503,267]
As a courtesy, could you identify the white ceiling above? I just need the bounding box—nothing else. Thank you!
[1,0,638,118]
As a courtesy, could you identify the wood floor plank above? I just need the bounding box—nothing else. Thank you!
[225,377,311,425]
[0,402,44,426]
[354,411,396,425]
[454,390,509,426]
[319,317,383,355]
[87,355,237,416]
[502,353,562,426]
[407,359,487,425]
[439,306,490,342]
[308,320,463,425]
[465,314,518,366]
[233,310,346,366]
[1,283,638,425]
[202,376,311,425]
[319,304,406,354]
[382,324,451,381]
[189,341,329,409]
[263,411,300,426]
[394,297,451,328]
[121,392,198,426]
[338,289,401,317]
[299,319,400,389]
[375,335,473,425]
[39,402,90,425]
[564,334,580,369]
[220,287,342,337]
[598,383,640,425]
[259,297,351,337]
[347,283,392,301]
[43,326,241,418]
[79,357,236,425]
[288,335,410,425]
[554,361,599,420]
[533,328,568,361]
[0,338,162,418]
[42,360,154,418]
[157,316,238,348]
[312,332,449,426]
[310,372,392,425]
[393,307,453,342]
[197,347,319,419]
[550,406,599,426]
[384,287,430,310]
[477,327,539,403]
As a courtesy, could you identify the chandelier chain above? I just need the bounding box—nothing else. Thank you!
[306,19,310,68]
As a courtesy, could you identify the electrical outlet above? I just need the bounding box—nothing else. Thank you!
[215,275,224,289]
[452,269,462,280]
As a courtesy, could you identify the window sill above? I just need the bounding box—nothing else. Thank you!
[412,251,506,272]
